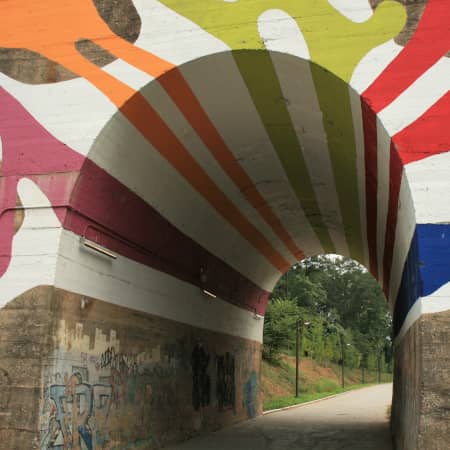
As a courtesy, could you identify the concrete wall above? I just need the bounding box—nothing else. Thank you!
[0,0,448,449]
[393,310,450,450]
[0,287,56,449]
[1,287,262,449]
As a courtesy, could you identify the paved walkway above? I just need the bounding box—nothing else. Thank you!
[166,383,394,450]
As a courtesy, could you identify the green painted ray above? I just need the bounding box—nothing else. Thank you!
[310,65,363,262]
[233,50,335,253]
[159,0,406,259]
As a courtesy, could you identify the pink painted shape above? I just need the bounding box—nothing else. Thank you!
[0,88,84,175]
[0,88,85,275]
[0,89,270,314]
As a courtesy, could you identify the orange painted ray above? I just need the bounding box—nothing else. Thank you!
[97,37,305,260]
[0,0,299,269]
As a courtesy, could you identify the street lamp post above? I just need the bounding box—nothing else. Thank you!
[295,319,310,397]
[361,353,366,384]
[338,336,351,389]
[295,318,300,397]
[339,334,345,389]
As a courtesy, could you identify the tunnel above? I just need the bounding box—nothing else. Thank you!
[0,1,448,449]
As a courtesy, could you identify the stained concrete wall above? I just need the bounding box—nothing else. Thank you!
[0,287,56,449]
[1,287,262,449]
[393,309,450,450]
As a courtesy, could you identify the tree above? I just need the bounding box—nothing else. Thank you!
[265,255,393,371]
[263,298,299,361]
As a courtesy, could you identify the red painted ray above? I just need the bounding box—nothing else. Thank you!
[360,0,449,289]
[394,92,450,165]
[363,0,450,113]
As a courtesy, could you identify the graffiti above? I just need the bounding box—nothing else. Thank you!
[216,353,235,410]
[243,371,258,419]
[100,346,136,373]
[191,343,210,410]
[41,370,111,450]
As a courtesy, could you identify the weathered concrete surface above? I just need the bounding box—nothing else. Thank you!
[166,384,394,450]
[393,310,450,450]
[37,288,262,449]
[419,310,450,449]
[0,286,56,450]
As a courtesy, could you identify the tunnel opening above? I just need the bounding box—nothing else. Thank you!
[261,254,394,412]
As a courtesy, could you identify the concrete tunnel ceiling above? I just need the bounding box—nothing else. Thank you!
[0,0,448,448]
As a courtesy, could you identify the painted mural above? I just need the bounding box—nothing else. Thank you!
[0,0,449,445]
[40,322,160,449]
[36,310,259,450]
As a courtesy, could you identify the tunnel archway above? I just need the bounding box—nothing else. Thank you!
[49,48,445,449]
[0,1,448,450]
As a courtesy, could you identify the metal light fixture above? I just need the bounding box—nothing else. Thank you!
[80,237,117,259]
[202,289,217,299]
[253,308,262,320]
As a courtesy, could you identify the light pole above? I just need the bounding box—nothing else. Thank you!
[295,319,310,397]
[361,353,366,384]
[338,336,351,389]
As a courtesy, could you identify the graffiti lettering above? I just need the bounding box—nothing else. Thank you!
[243,371,258,419]
[216,353,235,410]
[191,343,210,410]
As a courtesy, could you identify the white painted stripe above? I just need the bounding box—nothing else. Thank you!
[266,50,349,256]
[89,99,281,292]
[0,73,114,156]
[328,0,373,23]
[376,121,391,287]
[55,230,265,343]
[405,151,450,224]
[257,9,310,60]
[388,174,415,306]
[179,51,323,258]
[139,81,298,267]
[132,0,229,66]
[378,57,450,136]
[103,59,153,91]
[395,282,450,343]
[258,13,348,255]
[350,39,403,94]
[0,179,62,307]
[349,88,369,267]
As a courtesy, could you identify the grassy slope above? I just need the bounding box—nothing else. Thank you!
[262,355,393,410]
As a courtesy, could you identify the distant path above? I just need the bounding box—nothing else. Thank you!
[166,383,394,450]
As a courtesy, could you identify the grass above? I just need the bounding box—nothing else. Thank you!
[262,354,393,411]
[264,383,374,411]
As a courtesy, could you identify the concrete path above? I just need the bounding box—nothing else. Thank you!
[166,383,393,450]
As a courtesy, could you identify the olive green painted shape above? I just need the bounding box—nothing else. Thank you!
[234,50,335,253]
[159,0,406,259]
[159,0,405,82]
[311,64,364,262]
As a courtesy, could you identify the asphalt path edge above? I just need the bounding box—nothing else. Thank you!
[263,383,393,416]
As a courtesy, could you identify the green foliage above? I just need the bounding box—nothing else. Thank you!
[313,378,339,393]
[263,298,300,361]
[264,255,393,371]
